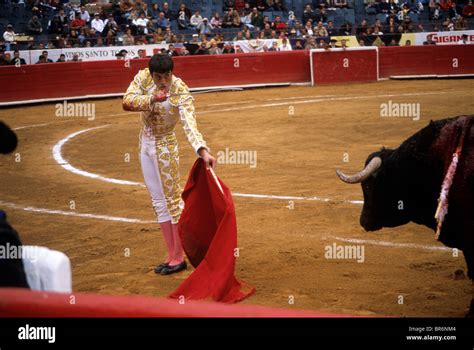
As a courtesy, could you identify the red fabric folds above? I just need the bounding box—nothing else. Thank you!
[169,159,255,303]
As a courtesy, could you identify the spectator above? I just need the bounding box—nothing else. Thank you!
[120,0,134,20]
[211,12,223,28]
[293,39,304,50]
[208,42,222,55]
[36,55,47,64]
[92,35,103,47]
[326,21,337,36]
[222,42,235,53]
[318,38,327,48]
[454,17,468,30]
[339,22,352,35]
[71,13,86,31]
[115,49,128,59]
[405,39,412,45]
[104,14,119,35]
[377,0,391,15]
[268,41,279,51]
[50,9,69,35]
[2,25,16,51]
[195,42,209,55]
[28,16,43,37]
[2,52,11,65]
[315,7,328,23]
[273,0,287,11]
[190,11,203,29]
[57,53,66,62]
[388,38,399,46]
[177,10,189,30]
[423,34,437,44]
[278,37,292,51]
[133,12,149,34]
[150,3,161,21]
[432,2,442,20]
[314,21,329,37]
[120,28,133,45]
[223,8,241,27]
[154,28,165,43]
[167,44,180,56]
[224,0,236,11]
[340,38,348,48]
[448,2,459,19]
[71,53,81,62]
[10,50,26,65]
[272,15,287,32]
[233,31,244,41]
[91,13,105,35]
[161,2,173,20]
[302,4,316,24]
[80,6,91,23]
[197,18,213,35]
[463,0,474,17]
[42,51,53,63]
[457,34,470,44]
[250,7,264,29]
[241,10,254,28]
[334,0,348,8]
[304,20,314,36]
[177,3,192,20]
[156,12,170,30]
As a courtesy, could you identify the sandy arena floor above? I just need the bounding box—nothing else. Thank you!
[1,79,473,316]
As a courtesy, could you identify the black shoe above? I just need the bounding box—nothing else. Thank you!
[160,261,187,275]
[154,262,169,274]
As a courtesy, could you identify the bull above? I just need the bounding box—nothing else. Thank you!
[336,115,474,315]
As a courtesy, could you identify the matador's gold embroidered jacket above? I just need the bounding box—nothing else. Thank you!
[122,68,208,154]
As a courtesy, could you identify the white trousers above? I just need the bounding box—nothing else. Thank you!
[140,135,172,223]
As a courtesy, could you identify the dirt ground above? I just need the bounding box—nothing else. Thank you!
[1,79,473,317]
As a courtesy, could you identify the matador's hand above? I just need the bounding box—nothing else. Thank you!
[151,90,169,103]
[199,148,216,168]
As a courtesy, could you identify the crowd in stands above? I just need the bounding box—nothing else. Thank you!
[0,0,473,64]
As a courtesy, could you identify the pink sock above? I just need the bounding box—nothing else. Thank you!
[169,223,184,265]
[159,221,174,264]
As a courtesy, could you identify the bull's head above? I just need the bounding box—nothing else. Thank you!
[336,149,412,231]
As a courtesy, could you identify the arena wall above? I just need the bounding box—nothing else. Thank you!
[0,288,352,317]
[0,45,473,106]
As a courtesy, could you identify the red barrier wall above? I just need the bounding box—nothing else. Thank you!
[0,46,473,105]
[174,51,310,88]
[0,288,353,317]
[310,48,378,85]
[379,44,474,78]
[434,44,474,75]
[0,51,310,105]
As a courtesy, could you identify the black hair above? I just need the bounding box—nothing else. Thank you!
[148,53,173,74]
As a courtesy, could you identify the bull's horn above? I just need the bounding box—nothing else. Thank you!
[336,157,382,184]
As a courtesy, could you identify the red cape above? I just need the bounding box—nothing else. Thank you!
[169,159,255,303]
